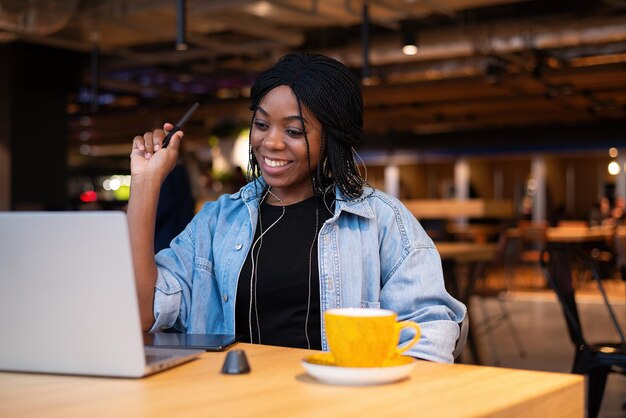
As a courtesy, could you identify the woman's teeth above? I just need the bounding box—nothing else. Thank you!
[265,157,288,167]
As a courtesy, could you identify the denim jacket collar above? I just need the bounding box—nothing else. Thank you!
[230,178,267,202]
[232,177,375,220]
[333,190,374,220]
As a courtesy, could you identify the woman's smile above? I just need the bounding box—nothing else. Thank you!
[263,156,291,168]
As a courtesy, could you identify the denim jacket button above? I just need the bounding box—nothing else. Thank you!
[223,294,229,302]
[235,243,243,250]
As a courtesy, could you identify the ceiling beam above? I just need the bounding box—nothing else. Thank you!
[75,0,257,19]
[214,14,305,46]
[322,14,626,67]
[264,0,354,26]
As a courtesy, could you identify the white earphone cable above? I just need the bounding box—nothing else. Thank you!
[248,187,285,344]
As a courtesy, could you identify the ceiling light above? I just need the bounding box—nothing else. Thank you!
[402,44,418,55]
[249,1,272,17]
[401,21,418,56]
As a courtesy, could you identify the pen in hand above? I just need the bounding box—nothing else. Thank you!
[162,102,200,148]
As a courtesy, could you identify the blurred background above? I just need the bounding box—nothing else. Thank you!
[1,1,625,416]
[0,0,624,217]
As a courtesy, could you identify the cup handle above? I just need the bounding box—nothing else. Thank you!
[394,321,421,355]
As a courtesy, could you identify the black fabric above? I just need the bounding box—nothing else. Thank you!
[154,163,195,253]
[235,192,334,350]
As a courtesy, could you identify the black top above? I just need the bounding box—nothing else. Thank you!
[235,192,334,350]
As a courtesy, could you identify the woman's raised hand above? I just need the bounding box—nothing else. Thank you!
[130,123,184,182]
[128,123,183,331]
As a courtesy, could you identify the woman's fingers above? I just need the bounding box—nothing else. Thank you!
[161,122,183,152]
[131,125,181,160]
[167,130,184,151]
[132,135,145,152]
[130,135,146,158]
[152,129,165,152]
[143,131,154,158]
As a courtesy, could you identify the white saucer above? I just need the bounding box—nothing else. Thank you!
[301,356,416,386]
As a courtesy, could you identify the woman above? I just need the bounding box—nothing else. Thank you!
[128,53,466,363]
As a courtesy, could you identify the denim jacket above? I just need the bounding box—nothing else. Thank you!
[152,179,467,363]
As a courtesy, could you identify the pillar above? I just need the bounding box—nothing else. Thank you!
[531,156,547,222]
[0,42,81,210]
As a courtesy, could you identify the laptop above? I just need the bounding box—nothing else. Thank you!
[0,211,203,378]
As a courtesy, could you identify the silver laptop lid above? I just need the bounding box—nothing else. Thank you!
[0,211,148,377]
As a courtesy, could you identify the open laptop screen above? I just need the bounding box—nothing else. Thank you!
[0,211,202,377]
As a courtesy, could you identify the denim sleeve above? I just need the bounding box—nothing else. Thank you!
[382,245,467,363]
[377,198,467,363]
[149,224,197,333]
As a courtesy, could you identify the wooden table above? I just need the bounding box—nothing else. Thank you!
[436,242,498,264]
[543,226,612,294]
[435,242,498,304]
[0,343,583,418]
[546,226,611,243]
[446,223,502,243]
[404,199,513,219]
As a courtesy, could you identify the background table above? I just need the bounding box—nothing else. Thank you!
[0,343,583,418]
[436,242,498,364]
[436,242,498,265]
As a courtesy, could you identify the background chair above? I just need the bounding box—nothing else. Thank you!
[540,247,626,418]
[516,220,548,288]
[613,226,626,285]
[471,230,526,366]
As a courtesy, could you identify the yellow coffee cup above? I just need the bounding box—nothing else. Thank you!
[324,308,421,367]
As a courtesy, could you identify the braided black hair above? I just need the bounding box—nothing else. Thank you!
[247,53,367,199]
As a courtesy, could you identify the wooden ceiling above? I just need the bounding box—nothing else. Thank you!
[1,0,625,155]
